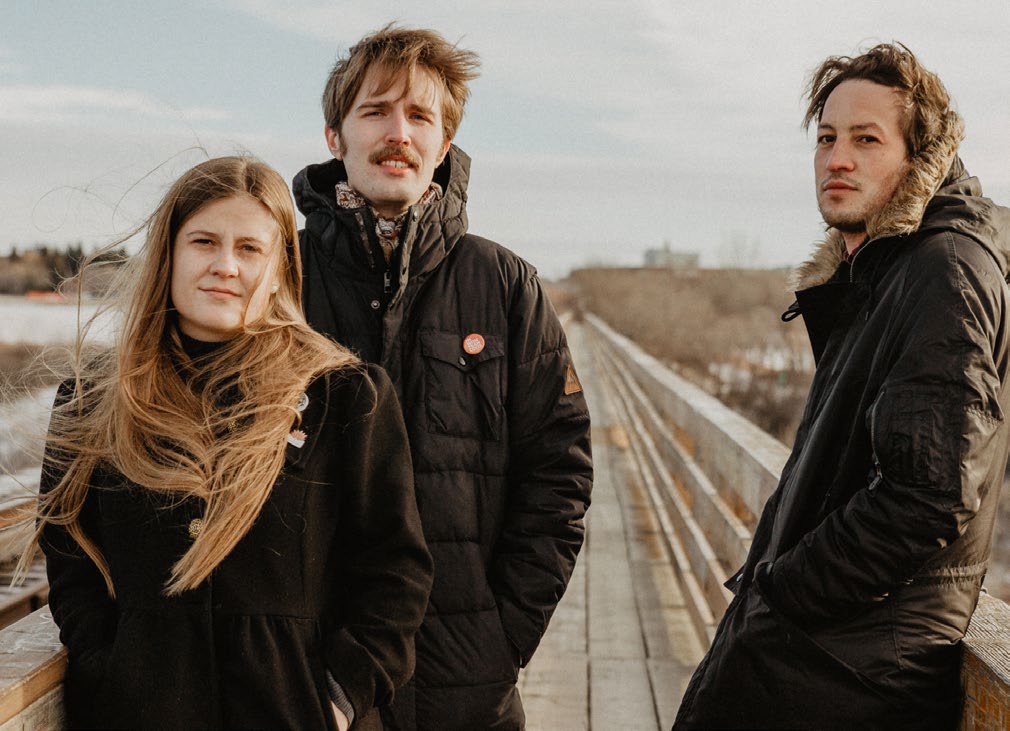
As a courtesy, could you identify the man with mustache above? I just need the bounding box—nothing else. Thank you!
[674,43,1010,729]
[293,24,592,731]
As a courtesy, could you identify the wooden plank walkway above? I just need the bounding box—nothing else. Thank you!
[519,321,705,730]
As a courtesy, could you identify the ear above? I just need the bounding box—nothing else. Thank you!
[438,138,452,165]
[324,127,343,160]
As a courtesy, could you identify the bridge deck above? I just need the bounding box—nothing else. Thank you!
[518,321,705,730]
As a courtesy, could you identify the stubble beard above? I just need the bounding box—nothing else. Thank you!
[818,164,908,236]
[819,203,869,234]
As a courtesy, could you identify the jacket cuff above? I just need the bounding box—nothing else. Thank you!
[755,560,807,627]
[497,596,542,666]
[325,672,355,727]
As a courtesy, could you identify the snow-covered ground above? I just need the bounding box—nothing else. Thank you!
[0,299,96,497]
[0,387,53,501]
[0,296,115,345]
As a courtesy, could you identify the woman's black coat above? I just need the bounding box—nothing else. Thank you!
[42,364,433,730]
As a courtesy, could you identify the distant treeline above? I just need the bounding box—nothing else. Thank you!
[0,244,126,295]
[569,266,813,444]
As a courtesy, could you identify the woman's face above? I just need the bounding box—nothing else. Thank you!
[170,195,282,342]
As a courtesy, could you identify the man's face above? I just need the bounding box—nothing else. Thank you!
[326,66,451,218]
[815,79,910,249]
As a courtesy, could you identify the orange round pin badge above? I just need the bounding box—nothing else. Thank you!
[463,333,485,355]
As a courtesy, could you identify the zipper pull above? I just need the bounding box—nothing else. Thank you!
[867,460,883,493]
[384,271,392,294]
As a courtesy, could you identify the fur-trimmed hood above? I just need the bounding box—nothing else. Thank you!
[790,113,1010,291]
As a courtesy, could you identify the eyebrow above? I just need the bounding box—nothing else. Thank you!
[356,100,390,112]
[183,229,274,246]
[355,98,436,116]
[818,122,886,133]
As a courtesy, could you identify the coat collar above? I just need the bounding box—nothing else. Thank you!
[293,144,471,283]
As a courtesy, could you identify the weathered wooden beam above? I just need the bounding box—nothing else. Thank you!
[0,609,65,728]
[586,314,1010,730]
[961,593,1010,730]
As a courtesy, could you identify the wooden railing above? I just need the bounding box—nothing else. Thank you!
[1,315,1008,729]
[0,487,63,730]
[584,313,1010,730]
[0,609,64,729]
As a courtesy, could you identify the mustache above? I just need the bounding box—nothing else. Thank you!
[820,176,860,191]
[369,145,422,168]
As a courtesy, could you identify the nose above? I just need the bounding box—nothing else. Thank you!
[384,110,411,146]
[824,139,854,171]
[209,245,239,277]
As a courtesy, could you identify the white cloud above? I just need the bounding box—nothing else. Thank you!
[222,0,391,40]
[0,121,318,251]
[0,46,23,75]
[224,1,681,109]
[4,2,1010,278]
[0,45,17,72]
[0,85,229,127]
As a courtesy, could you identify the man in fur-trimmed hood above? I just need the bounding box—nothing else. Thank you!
[674,43,1010,730]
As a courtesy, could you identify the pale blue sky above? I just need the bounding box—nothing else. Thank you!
[3,1,1010,277]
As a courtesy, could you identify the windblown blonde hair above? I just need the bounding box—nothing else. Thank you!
[23,156,359,596]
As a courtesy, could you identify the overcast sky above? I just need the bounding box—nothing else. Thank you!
[3,1,1009,277]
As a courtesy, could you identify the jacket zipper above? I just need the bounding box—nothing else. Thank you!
[353,211,377,272]
[848,237,877,282]
[868,396,884,493]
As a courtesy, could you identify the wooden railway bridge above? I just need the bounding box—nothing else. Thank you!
[1,315,1009,729]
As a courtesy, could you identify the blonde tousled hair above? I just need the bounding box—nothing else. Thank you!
[24,156,360,596]
[322,23,481,143]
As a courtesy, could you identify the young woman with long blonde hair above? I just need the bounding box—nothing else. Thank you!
[24,156,433,730]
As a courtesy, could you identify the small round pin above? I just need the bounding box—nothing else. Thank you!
[463,333,485,355]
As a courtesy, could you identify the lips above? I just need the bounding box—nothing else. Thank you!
[370,145,421,170]
[378,158,414,169]
[200,286,240,298]
[822,178,858,192]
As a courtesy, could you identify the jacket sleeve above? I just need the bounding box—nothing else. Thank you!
[39,386,117,675]
[323,366,434,716]
[764,233,1008,624]
[489,271,594,665]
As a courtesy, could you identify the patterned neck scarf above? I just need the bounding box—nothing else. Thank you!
[334,181,443,264]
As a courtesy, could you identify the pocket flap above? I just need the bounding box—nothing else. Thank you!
[420,330,504,370]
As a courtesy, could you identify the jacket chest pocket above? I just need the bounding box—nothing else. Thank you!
[420,330,505,440]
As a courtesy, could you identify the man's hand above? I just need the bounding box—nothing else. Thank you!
[332,702,350,731]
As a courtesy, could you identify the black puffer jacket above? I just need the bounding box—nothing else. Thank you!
[675,157,1010,730]
[294,145,593,730]
[44,364,432,730]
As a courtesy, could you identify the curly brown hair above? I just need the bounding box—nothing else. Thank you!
[804,42,963,160]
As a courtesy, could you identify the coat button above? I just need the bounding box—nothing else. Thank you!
[458,356,467,366]
[188,518,205,538]
[370,299,381,310]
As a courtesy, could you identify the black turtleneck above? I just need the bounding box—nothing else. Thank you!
[178,331,229,360]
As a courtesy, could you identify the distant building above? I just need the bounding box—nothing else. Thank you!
[644,241,699,269]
